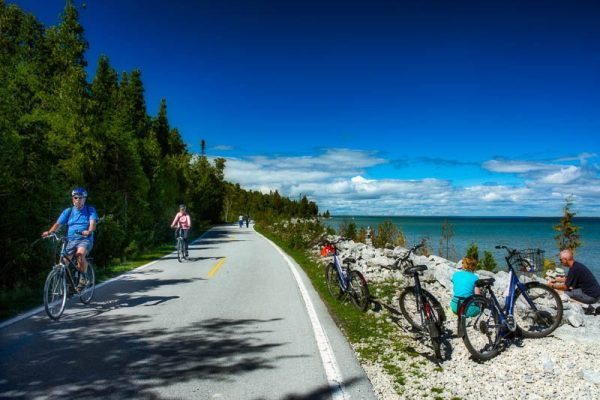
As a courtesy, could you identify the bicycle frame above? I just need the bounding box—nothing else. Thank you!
[56,239,83,291]
[481,251,541,333]
[332,250,351,292]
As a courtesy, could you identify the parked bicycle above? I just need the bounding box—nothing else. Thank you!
[42,232,95,320]
[321,238,370,311]
[174,227,188,262]
[458,246,563,361]
[387,243,446,359]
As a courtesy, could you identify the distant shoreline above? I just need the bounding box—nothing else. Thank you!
[328,215,600,220]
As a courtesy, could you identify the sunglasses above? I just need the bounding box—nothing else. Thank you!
[72,196,85,200]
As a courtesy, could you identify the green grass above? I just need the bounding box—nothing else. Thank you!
[0,241,181,321]
[256,226,429,395]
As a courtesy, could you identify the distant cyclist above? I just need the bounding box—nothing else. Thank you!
[42,187,98,289]
[171,204,191,257]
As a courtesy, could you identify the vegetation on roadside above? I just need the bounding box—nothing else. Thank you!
[0,0,319,317]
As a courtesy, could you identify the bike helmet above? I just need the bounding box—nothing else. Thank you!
[179,204,186,211]
[71,187,88,198]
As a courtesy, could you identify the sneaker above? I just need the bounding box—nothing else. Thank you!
[585,305,595,315]
[77,277,88,291]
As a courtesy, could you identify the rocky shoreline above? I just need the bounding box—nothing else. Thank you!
[313,237,600,399]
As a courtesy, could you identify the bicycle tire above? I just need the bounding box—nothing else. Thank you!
[79,263,95,304]
[399,287,446,331]
[348,270,370,311]
[514,282,563,338]
[44,268,67,320]
[325,263,344,299]
[460,295,501,361]
[177,238,183,263]
[425,312,442,360]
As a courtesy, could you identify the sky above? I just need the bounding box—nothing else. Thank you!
[10,0,600,216]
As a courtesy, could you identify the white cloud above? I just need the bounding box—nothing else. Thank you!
[216,150,600,216]
[538,166,582,185]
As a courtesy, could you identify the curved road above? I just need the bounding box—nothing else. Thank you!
[0,225,376,400]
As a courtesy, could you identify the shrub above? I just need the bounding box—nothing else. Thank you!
[481,251,497,271]
[465,242,480,269]
[374,220,398,249]
[339,219,357,240]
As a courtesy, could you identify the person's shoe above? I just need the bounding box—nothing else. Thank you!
[595,306,600,316]
[77,277,88,291]
[585,305,595,315]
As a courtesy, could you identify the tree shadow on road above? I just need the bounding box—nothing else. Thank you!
[1,317,293,399]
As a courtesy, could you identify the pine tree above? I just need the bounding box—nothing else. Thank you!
[554,196,582,253]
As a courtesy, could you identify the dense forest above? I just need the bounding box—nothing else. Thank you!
[0,0,318,290]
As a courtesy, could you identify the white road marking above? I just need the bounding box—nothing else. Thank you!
[258,232,348,400]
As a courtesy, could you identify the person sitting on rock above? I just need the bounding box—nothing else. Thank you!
[450,257,481,316]
[548,249,600,306]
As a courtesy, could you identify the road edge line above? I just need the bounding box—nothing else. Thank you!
[256,231,348,400]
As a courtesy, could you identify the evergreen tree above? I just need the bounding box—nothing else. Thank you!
[438,218,456,260]
[554,196,582,253]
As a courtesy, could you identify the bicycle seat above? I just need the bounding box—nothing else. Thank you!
[475,278,495,287]
[342,257,356,264]
[405,264,427,274]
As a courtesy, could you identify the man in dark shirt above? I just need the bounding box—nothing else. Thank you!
[548,249,600,304]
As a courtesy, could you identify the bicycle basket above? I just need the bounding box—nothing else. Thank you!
[321,244,335,257]
[518,248,545,272]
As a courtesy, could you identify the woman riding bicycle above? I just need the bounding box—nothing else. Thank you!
[171,204,191,257]
[42,187,98,289]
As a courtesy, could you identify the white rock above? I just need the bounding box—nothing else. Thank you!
[580,369,600,385]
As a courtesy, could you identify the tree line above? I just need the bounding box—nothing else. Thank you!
[0,0,317,290]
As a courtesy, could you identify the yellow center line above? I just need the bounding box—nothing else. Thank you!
[208,257,226,278]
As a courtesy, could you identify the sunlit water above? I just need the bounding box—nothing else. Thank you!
[325,216,600,278]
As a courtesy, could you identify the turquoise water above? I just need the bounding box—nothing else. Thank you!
[325,216,600,278]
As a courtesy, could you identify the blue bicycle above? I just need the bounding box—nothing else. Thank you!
[321,238,370,311]
[458,245,563,361]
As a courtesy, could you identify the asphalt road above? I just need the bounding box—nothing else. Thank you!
[0,225,377,400]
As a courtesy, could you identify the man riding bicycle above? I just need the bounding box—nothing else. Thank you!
[171,204,191,257]
[42,187,98,289]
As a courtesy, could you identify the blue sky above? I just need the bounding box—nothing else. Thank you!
[11,0,600,216]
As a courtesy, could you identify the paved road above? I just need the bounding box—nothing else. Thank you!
[0,225,376,399]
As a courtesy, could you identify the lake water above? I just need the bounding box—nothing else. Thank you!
[324,216,600,278]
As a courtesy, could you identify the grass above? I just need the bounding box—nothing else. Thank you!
[255,226,430,396]
[0,241,183,321]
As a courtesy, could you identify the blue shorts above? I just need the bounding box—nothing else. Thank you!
[65,238,93,256]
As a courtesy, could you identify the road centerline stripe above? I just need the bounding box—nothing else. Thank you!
[208,257,226,278]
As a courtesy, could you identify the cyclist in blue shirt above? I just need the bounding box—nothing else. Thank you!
[450,257,481,317]
[42,187,98,288]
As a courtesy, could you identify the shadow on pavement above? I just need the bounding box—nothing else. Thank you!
[0,317,293,399]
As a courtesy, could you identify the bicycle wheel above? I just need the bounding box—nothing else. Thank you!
[514,282,563,338]
[44,268,67,320]
[177,238,183,263]
[424,306,442,360]
[460,295,501,361]
[79,263,95,304]
[399,287,446,331]
[325,263,344,299]
[348,270,370,311]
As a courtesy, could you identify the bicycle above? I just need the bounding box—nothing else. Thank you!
[321,238,370,311]
[458,246,563,361]
[389,243,446,360]
[174,227,188,262]
[42,232,96,320]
